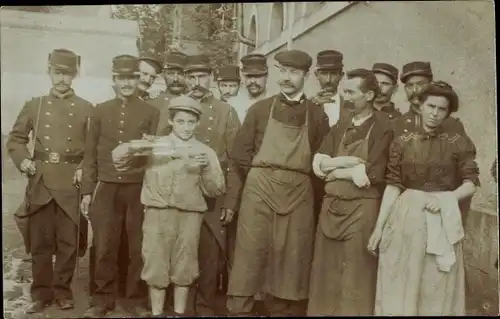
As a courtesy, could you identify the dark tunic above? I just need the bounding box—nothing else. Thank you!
[232,93,330,174]
[308,112,392,316]
[372,101,402,122]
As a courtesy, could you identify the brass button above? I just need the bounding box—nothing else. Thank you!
[119,130,124,134]
[120,120,124,124]
[67,137,72,141]
[209,117,213,120]
[48,101,52,105]
[403,129,408,133]
[68,124,72,128]
[45,124,50,128]
[120,112,125,116]
[44,136,50,140]
[118,141,123,144]
[45,148,50,151]
[71,102,75,106]
[122,104,126,108]
[44,160,49,164]
[205,139,210,143]
[69,113,74,116]
[118,176,122,179]
[66,149,70,152]
[389,114,393,118]
[406,119,411,123]
[45,112,51,116]
[208,127,212,131]
[64,161,68,164]
[209,105,213,109]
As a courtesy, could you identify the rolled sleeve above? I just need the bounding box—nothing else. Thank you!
[456,136,480,187]
[312,153,330,179]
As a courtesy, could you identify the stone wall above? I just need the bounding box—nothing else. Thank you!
[242,1,498,315]
[1,9,139,134]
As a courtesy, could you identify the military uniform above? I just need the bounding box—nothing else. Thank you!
[371,63,402,121]
[227,54,269,123]
[6,49,92,312]
[82,55,159,316]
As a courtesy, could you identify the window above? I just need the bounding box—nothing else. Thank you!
[269,3,285,40]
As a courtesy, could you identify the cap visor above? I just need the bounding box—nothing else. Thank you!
[169,105,202,116]
[49,63,76,72]
[185,65,211,72]
[112,71,140,76]
[401,69,432,82]
[241,69,268,76]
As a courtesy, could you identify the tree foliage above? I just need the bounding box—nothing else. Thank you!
[111,4,237,69]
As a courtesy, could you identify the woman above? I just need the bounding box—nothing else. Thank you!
[367,81,480,315]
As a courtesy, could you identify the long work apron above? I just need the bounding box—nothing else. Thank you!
[308,121,380,316]
[227,98,315,301]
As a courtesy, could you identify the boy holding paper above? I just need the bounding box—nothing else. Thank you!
[112,95,226,317]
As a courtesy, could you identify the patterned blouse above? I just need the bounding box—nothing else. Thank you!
[385,126,480,192]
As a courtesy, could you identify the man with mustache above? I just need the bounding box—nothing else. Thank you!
[216,65,241,103]
[157,54,242,316]
[312,50,350,126]
[136,52,163,101]
[226,50,330,316]
[7,49,91,314]
[371,63,402,120]
[227,54,269,123]
[82,55,159,318]
[149,50,188,110]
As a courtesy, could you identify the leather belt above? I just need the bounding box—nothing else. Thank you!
[33,151,83,164]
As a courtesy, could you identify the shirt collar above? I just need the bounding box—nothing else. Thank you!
[351,113,373,127]
[282,91,305,102]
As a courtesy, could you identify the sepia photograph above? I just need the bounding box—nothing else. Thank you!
[1,2,498,318]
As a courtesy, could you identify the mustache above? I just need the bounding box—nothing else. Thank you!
[121,86,135,91]
[247,83,262,90]
[170,81,186,87]
[278,80,295,88]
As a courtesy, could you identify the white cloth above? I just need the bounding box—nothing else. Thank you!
[227,90,267,123]
[351,113,373,126]
[312,153,330,178]
[322,92,341,127]
[425,191,464,272]
[281,90,305,102]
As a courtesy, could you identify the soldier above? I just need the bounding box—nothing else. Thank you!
[371,63,402,120]
[216,64,241,103]
[136,51,164,101]
[149,51,188,111]
[81,55,159,318]
[227,53,269,123]
[311,50,350,126]
[7,48,92,314]
[227,50,330,316]
[157,54,242,316]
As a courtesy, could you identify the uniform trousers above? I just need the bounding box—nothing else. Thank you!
[89,182,147,308]
[29,200,78,302]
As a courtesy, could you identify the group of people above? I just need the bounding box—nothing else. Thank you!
[6,45,484,317]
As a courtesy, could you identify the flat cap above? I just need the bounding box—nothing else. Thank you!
[372,62,399,83]
[185,54,212,73]
[240,53,268,75]
[275,50,313,72]
[216,65,240,82]
[421,80,459,113]
[316,50,343,70]
[112,55,140,76]
[48,49,80,73]
[164,51,187,70]
[138,51,163,73]
[169,95,203,116]
[400,61,433,83]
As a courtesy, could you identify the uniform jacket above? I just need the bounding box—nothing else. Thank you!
[81,96,160,195]
[145,90,182,111]
[373,101,402,122]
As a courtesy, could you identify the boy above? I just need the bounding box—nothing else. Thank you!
[112,95,226,317]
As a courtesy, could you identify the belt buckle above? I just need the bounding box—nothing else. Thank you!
[48,152,60,164]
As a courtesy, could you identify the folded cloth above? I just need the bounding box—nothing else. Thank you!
[425,191,464,272]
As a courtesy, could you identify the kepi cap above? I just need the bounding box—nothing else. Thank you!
[48,49,80,73]
[138,51,163,73]
[275,50,313,72]
[216,65,240,82]
[185,54,212,73]
[240,53,268,75]
[169,95,203,116]
[164,51,187,70]
[316,50,343,70]
[112,55,140,76]
[400,61,433,83]
[372,62,399,83]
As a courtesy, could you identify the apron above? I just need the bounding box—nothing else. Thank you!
[229,98,315,300]
[320,121,379,240]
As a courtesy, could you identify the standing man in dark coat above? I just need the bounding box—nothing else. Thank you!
[371,63,402,121]
[81,55,159,318]
[7,48,92,314]
[148,51,188,111]
[156,54,242,316]
[226,50,330,316]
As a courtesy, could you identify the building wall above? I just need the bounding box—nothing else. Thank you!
[241,1,498,315]
[1,9,139,134]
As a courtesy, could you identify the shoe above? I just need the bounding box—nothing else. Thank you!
[25,300,51,314]
[55,298,75,310]
[123,304,150,317]
[83,305,112,318]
